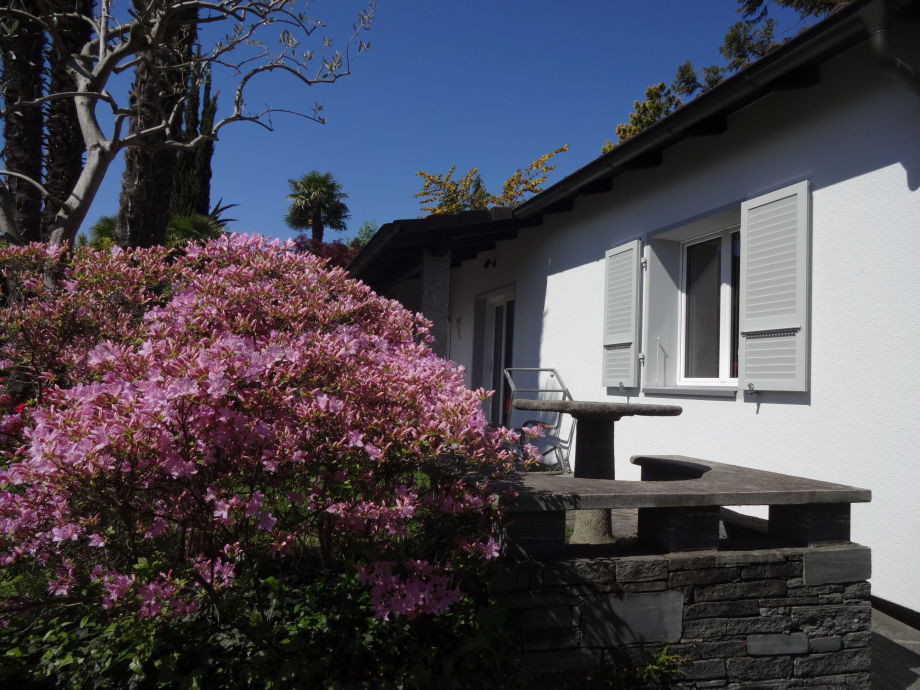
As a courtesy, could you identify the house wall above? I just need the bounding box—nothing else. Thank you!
[446,37,920,612]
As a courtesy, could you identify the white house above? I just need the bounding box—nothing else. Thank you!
[351,0,920,618]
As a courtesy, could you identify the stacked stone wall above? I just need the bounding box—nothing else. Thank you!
[494,544,871,688]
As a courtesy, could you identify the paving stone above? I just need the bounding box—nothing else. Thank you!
[802,547,871,585]
[686,600,761,619]
[808,636,842,653]
[581,591,683,646]
[726,655,792,681]
[694,580,787,602]
[614,558,669,582]
[790,603,871,637]
[747,632,808,656]
[794,648,871,677]
[670,567,740,588]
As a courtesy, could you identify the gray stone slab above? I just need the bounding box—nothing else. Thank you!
[499,456,870,511]
[809,636,843,653]
[770,503,852,545]
[638,505,721,551]
[803,546,871,585]
[513,398,682,421]
[581,590,683,646]
[748,632,808,656]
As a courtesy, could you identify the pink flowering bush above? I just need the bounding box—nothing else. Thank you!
[0,236,533,687]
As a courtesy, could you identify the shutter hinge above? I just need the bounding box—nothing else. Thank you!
[638,352,646,365]
[640,257,648,270]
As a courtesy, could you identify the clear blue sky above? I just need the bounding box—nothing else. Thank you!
[84,1,808,242]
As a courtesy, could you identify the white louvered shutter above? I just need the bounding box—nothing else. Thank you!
[738,181,810,392]
[603,239,641,389]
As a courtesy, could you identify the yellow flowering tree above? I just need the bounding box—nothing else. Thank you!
[416,145,569,215]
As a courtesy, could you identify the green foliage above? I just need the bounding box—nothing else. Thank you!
[416,146,569,215]
[285,171,350,243]
[671,61,701,97]
[720,18,777,71]
[0,572,516,689]
[84,213,224,250]
[611,83,682,146]
[355,220,379,247]
[739,0,844,22]
[604,0,843,151]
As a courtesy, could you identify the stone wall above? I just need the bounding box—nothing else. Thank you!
[494,544,871,688]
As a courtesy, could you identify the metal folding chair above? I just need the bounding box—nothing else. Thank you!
[502,368,576,472]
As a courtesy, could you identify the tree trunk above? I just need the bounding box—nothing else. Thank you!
[1,5,45,244]
[41,0,95,242]
[312,203,323,243]
[115,2,196,248]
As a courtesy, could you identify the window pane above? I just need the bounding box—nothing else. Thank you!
[731,232,740,378]
[685,237,721,378]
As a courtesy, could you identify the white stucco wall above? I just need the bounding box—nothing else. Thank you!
[442,39,920,612]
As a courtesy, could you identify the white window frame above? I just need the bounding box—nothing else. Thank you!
[676,225,740,387]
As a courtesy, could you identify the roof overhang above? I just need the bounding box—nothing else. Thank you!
[349,207,542,292]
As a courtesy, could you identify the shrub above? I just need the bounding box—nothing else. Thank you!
[0,236,532,687]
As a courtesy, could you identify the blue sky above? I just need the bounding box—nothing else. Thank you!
[84,1,809,242]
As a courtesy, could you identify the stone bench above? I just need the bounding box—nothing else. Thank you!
[499,455,872,559]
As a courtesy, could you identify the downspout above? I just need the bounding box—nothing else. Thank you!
[860,0,920,98]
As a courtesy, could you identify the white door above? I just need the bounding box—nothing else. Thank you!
[479,287,515,425]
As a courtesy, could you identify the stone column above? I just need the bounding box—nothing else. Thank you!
[569,416,619,544]
[421,247,451,358]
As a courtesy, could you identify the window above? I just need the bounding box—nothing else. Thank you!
[679,229,740,385]
[602,181,810,395]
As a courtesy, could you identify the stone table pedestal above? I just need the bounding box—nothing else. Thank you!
[513,399,682,544]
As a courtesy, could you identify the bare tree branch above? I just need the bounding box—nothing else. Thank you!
[0,171,68,208]
[0,0,377,247]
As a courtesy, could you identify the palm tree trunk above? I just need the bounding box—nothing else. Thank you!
[312,202,324,243]
[115,2,196,248]
[41,0,95,242]
[1,5,45,244]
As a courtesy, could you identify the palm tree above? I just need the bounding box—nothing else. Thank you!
[285,171,350,243]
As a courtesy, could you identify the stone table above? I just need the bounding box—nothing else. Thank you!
[513,399,682,544]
